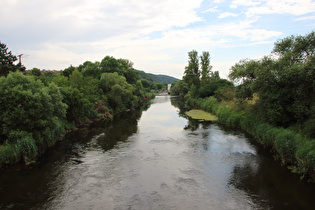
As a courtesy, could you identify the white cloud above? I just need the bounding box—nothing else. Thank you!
[218,12,239,18]
[230,0,262,9]
[242,0,315,17]
[295,15,315,21]
[202,7,218,13]
[0,0,203,42]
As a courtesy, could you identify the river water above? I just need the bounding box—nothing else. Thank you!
[1,95,315,209]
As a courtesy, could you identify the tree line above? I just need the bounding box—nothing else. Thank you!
[0,43,165,166]
[170,50,234,102]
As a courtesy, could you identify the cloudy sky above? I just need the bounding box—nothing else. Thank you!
[1,0,314,79]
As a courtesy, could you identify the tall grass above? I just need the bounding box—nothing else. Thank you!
[0,135,37,166]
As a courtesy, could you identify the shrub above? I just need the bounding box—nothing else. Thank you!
[274,129,298,165]
[0,72,67,164]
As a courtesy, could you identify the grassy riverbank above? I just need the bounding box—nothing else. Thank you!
[187,97,315,182]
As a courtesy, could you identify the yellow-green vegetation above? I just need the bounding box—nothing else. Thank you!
[185,109,218,121]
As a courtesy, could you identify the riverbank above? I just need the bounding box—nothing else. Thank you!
[0,96,154,170]
[186,96,315,182]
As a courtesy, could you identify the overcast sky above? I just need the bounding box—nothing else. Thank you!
[1,0,314,79]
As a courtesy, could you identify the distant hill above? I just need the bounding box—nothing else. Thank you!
[137,70,179,84]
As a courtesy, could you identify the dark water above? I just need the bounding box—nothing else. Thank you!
[1,95,315,210]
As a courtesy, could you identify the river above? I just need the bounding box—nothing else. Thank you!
[1,95,315,209]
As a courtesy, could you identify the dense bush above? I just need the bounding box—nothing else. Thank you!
[0,72,67,163]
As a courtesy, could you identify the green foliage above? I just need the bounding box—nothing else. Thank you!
[7,130,37,163]
[100,56,121,74]
[28,68,41,76]
[170,80,189,98]
[274,129,298,165]
[51,74,70,87]
[214,86,234,102]
[61,86,95,124]
[186,84,198,99]
[81,61,101,79]
[200,51,212,85]
[198,79,233,98]
[0,54,161,167]
[273,31,315,64]
[174,50,228,102]
[0,72,67,163]
[69,69,84,89]
[183,50,200,88]
[140,79,151,89]
[211,71,220,80]
[100,72,135,112]
[100,72,127,92]
[229,31,315,128]
[62,65,76,78]
[0,42,25,77]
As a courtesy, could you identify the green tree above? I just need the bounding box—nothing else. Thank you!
[183,50,200,88]
[100,56,120,74]
[28,68,41,76]
[273,31,315,64]
[62,65,76,78]
[211,71,220,80]
[199,79,233,98]
[0,72,67,161]
[81,62,101,79]
[0,42,25,77]
[51,74,70,87]
[100,72,134,112]
[229,31,315,128]
[69,69,84,89]
[140,79,151,89]
[200,51,212,85]
[77,61,94,72]
[170,80,189,98]
[60,86,95,125]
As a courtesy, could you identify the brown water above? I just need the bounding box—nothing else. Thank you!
[1,95,315,209]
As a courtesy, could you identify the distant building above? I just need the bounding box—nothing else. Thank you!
[41,70,59,74]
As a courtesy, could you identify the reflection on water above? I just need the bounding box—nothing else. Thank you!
[0,95,315,209]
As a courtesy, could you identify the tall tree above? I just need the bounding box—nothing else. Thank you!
[183,50,200,88]
[200,51,212,85]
